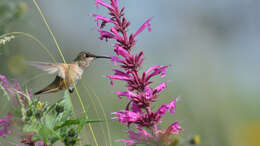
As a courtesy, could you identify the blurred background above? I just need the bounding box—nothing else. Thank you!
[0,0,260,146]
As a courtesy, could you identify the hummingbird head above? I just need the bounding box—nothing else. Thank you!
[74,50,110,69]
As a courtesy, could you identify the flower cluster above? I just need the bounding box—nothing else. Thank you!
[0,35,15,45]
[93,0,183,145]
[0,75,28,138]
[0,75,46,146]
[0,113,13,138]
[0,75,31,107]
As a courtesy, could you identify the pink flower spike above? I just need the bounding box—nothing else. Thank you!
[95,0,113,10]
[134,17,153,38]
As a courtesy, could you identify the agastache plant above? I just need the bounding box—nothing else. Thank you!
[93,0,183,145]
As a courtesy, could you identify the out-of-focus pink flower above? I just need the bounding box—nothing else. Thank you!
[37,141,46,146]
[21,132,46,146]
[0,75,31,107]
[0,113,13,138]
[166,121,183,135]
[120,126,182,146]
[120,127,154,146]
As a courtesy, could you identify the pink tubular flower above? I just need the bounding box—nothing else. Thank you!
[120,127,154,146]
[112,98,180,134]
[133,18,153,38]
[93,0,183,145]
[112,110,141,126]
[166,121,183,135]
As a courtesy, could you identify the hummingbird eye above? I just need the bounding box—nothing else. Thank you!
[84,53,89,58]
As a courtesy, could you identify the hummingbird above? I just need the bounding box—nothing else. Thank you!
[28,51,110,95]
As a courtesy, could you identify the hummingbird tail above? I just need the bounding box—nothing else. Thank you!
[34,89,46,95]
[34,87,60,95]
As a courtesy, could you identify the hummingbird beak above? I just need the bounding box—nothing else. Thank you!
[94,55,111,59]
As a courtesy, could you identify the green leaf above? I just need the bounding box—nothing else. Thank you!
[58,91,73,121]
[54,117,103,131]
[38,125,61,144]
[32,135,41,141]
[23,122,41,133]
[45,110,56,129]
[39,126,53,144]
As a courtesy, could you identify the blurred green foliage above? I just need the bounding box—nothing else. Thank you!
[0,0,27,54]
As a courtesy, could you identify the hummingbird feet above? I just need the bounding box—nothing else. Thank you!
[69,88,74,93]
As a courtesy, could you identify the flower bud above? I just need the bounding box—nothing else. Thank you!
[35,111,43,120]
[190,135,200,145]
[55,104,64,114]
[26,109,33,117]
[64,137,77,146]
[68,129,77,137]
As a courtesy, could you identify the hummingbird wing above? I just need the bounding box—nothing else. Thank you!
[34,76,65,95]
[27,61,66,78]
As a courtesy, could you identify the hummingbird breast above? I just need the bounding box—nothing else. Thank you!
[62,64,83,88]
